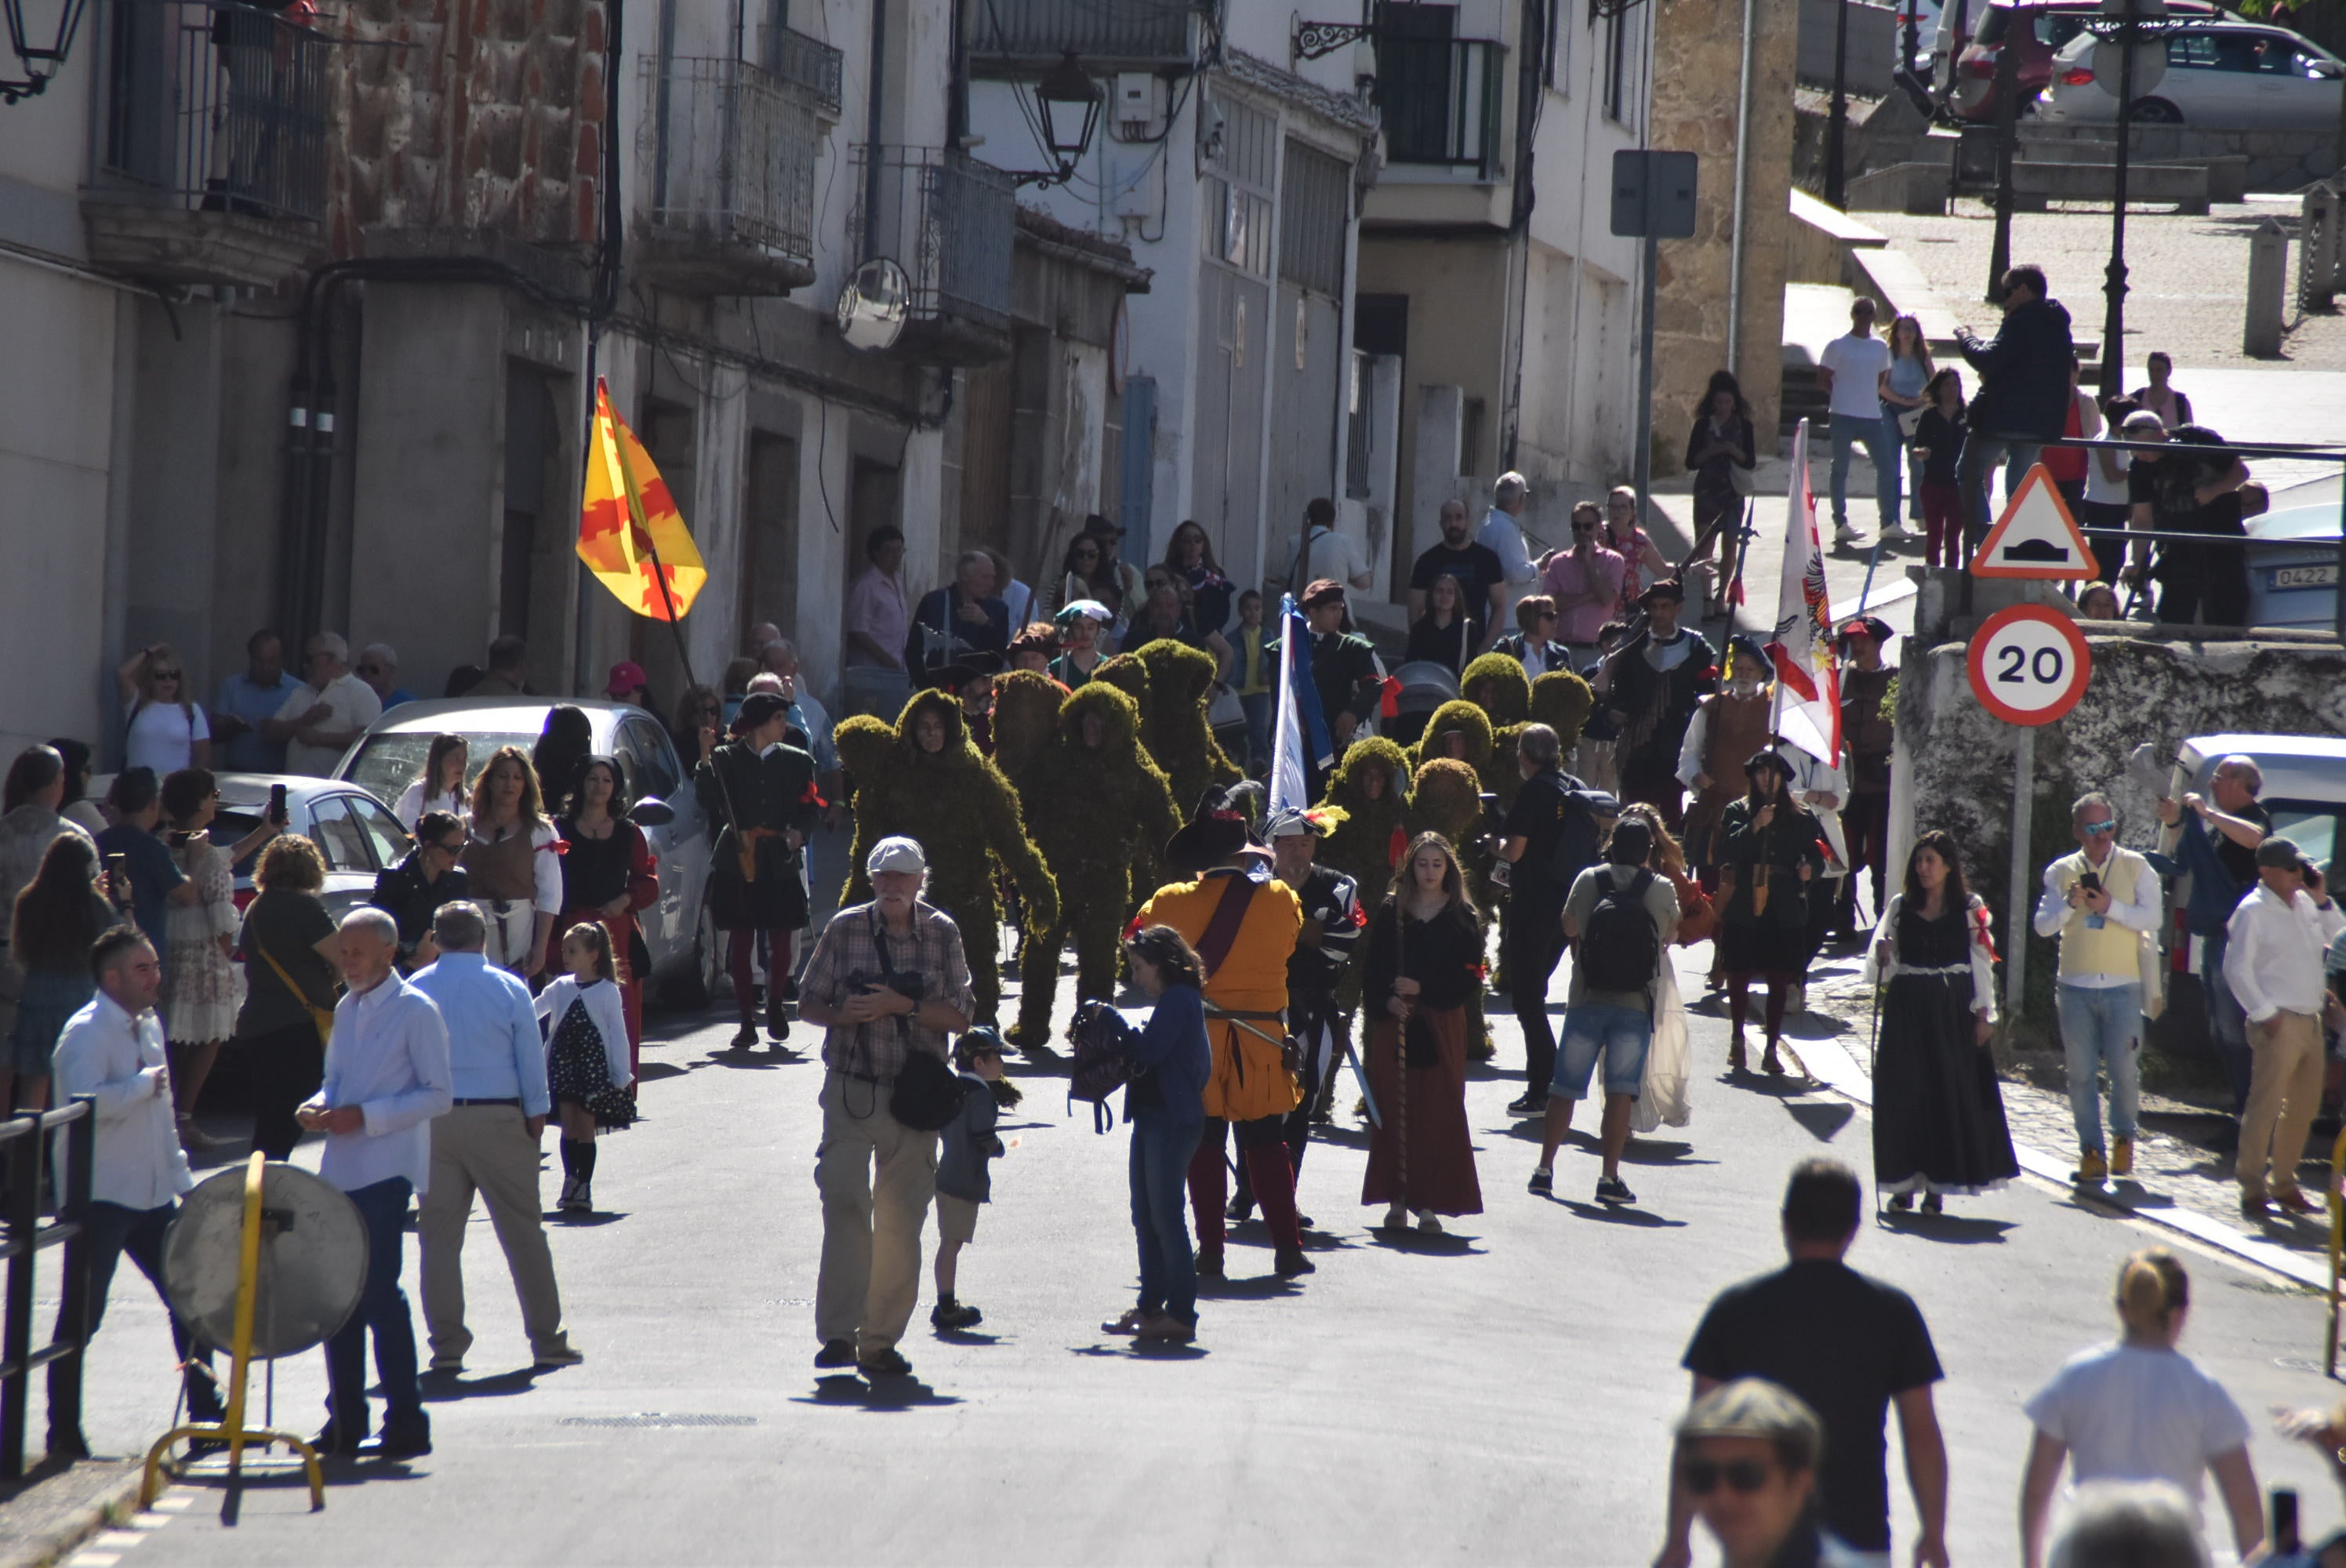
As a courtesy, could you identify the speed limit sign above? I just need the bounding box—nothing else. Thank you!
[1966,604,2092,725]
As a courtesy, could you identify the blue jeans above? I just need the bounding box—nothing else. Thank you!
[1130,1115,1202,1325]
[48,1201,220,1443]
[1549,1001,1654,1100]
[2201,929,2253,1115]
[325,1177,425,1443]
[1240,691,1273,772]
[2055,982,2142,1152]
[1957,430,2043,546]
[1830,413,1900,530]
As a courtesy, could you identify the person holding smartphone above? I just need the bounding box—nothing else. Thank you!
[2032,793,2163,1186]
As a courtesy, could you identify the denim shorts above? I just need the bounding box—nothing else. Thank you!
[1549,1001,1652,1099]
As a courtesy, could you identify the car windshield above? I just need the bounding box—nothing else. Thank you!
[2268,802,2343,879]
[345,731,540,809]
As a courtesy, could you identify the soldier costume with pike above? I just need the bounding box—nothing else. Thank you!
[696,691,823,1047]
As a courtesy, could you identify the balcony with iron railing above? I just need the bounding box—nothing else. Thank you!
[1375,36,1505,179]
[82,2,329,288]
[848,147,1015,364]
[766,23,844,114]
[635,52,832,296]
[971,0,1197,69]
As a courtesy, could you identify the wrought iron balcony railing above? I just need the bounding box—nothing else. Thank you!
[848,146,1015,356]
[100,2,329,223]
[971,0,1197,66]
[639,54,823,289]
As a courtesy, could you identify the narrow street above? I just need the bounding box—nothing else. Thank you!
[55,910,2346,1565]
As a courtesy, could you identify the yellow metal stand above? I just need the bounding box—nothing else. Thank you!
[139,1152,324,1509]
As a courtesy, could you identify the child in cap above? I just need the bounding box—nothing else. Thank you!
[932,1026,1021,1330]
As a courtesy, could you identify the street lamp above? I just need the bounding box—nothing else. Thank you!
[1015,49,1102,188]
[0,0,91,103]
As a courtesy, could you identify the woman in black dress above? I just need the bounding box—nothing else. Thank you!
[1685,371,1757,619]
[553,756,658,1076]
[1716,751,1824,1076]
[1869,829,2017,1212]
[1360,832,1486,1232]
[1404,572,1480,677]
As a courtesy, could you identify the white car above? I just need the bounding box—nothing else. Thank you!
[2040,21,2344,128]
[334,698,717,1000]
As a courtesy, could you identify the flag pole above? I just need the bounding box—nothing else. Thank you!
[608,390,699,693]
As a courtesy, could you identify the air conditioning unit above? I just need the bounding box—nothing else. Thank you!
[1115,71,1168,140]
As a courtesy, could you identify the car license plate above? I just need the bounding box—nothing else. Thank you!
[2271,563,2340,591]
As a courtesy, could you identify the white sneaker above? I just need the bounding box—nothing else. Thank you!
[1414,1210,1444,1234]
[1835,522,1866,546]
[1384,1203,1407,1230]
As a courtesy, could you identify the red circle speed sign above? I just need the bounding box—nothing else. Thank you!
[1966,604,2092,726]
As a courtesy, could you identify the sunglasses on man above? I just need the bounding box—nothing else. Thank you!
[1680,1457,1775,1496]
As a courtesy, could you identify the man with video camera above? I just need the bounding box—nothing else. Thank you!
[797,836,974,1380]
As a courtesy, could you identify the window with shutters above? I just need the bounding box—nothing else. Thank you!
[1201,90,1276,278]
[1278,141,1349,297]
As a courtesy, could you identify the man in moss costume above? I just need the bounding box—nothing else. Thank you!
[833,689,1058,1026]
[1314,737,1413,903]
[1091,639,1243,810]
[1002,682,1182,1047]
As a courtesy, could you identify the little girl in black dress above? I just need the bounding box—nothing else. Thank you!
[535,921,637,1214]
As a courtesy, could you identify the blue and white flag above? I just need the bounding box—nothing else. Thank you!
[1269,593,1334,818]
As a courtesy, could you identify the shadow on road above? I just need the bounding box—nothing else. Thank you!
[1781,1098,1856,1143]
[1880,1212,2015,1244]
[1360,1227,1486,1257]
[701,1041,809,1071]
[795,1374,964,1410]
[419,1367,546,1402]
[1549,1197,1688,1229]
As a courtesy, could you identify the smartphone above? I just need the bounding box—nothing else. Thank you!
[2272,1488,2300,1554]
[2077,870,2101,895]
[104,852,132,905]
[269,782,289,826]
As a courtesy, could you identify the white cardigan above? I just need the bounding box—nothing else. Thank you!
[535,975,633,1087]
[1862,891,1999,1022]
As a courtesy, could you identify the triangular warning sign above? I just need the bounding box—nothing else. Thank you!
[1970,463,2097,579]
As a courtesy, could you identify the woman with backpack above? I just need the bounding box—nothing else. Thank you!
[1102,924,1211,1344]
[1360,832,1485,1232]
[1716,751,1825,1076]
[1868,829,2017,1213]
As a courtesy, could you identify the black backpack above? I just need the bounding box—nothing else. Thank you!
[1547,779,1620,887]
[1066,1000,1138,1134]
[1578,867,1661,994]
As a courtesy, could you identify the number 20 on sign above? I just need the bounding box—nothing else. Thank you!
[1965,603,2093,726]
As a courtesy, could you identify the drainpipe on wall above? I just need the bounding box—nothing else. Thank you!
[1726,0,1756,374]
[863,0,887,256]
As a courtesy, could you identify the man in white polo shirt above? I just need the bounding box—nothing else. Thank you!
[2224,836,2346,1217]
[1818,296,1895,548]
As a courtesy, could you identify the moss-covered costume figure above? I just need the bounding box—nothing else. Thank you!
[833,688,1058,1025]
[1315,738,1413,905]
[1001,681,1182,1047]
[1093,638,1240,901]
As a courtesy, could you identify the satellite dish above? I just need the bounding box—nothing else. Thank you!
[165,1162,367,1358]
[836,257,911,354]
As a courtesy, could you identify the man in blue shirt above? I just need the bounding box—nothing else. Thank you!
[356,642,417,713]
[409,901,577,1373]
[298,906,452,1457]
[94,769,197,977]
[210,629,302,773]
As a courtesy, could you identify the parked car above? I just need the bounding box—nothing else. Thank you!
[2040,20,2344,126]
[89,771,415,922]
[333,697,716,1001]
[2241,497,2346,631]
[1948,0,2225,121]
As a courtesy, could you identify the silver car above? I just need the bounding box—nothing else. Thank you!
[2040,22,2345,128]
[333,698,715,997]
[90,772,414,921]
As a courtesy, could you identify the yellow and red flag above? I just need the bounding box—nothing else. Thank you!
[577,378,707,622]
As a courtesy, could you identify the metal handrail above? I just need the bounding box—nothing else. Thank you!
[0,1098,93,1479]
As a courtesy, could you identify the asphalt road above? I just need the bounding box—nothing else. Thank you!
[49,928,2346,1566]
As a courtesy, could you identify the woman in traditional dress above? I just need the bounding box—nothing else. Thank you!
[161,767,256,1150]
[535,920,636,1214]
[552,756,658,1076]
[1716,750,1825,1075]
[1360,832,1485,1232]
[461,747,560,979]
[1868,829,2017,1212]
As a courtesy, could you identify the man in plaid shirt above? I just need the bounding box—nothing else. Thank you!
[799,836,974,1379]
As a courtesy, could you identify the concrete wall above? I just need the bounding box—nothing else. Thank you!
[2021,123,2341,195]
[1651,0,1799,469]
[1895,607,2346,1025]
[1796,0,1898,97]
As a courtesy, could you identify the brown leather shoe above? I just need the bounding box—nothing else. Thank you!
[2241,1189,2272,1218]
[2275,1187,2321,1216]
[1135,1312,1196,1341]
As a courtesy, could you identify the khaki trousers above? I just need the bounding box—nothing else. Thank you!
[814,1070,938,1357]
[418,1104,569,1363]
[2237,1009,2324,1200]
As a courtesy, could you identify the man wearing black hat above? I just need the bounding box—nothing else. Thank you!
[698,692,821,1047]
[1604,579,1716,833]
[1834,618,1895,936]
[1135,790,1313,1279]
[1677,634,1776,891]
[932,664,997,756]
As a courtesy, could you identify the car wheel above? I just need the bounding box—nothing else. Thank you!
[657,900,719,1011]
[2129,97,2182,124]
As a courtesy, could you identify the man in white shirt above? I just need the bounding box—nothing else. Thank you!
[1818,296,1896,547]
[45,928,223,1459]
[1284,496,1373,595]
[265,632,384,776]
[299,906,453,1457]
[2222,837,2346,1216]
[1478,472,1540,628]
[2032,793,2163,1185]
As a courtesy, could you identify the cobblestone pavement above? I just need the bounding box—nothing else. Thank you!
[1868,198,2346,372]
[1786,939,2342,1286]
